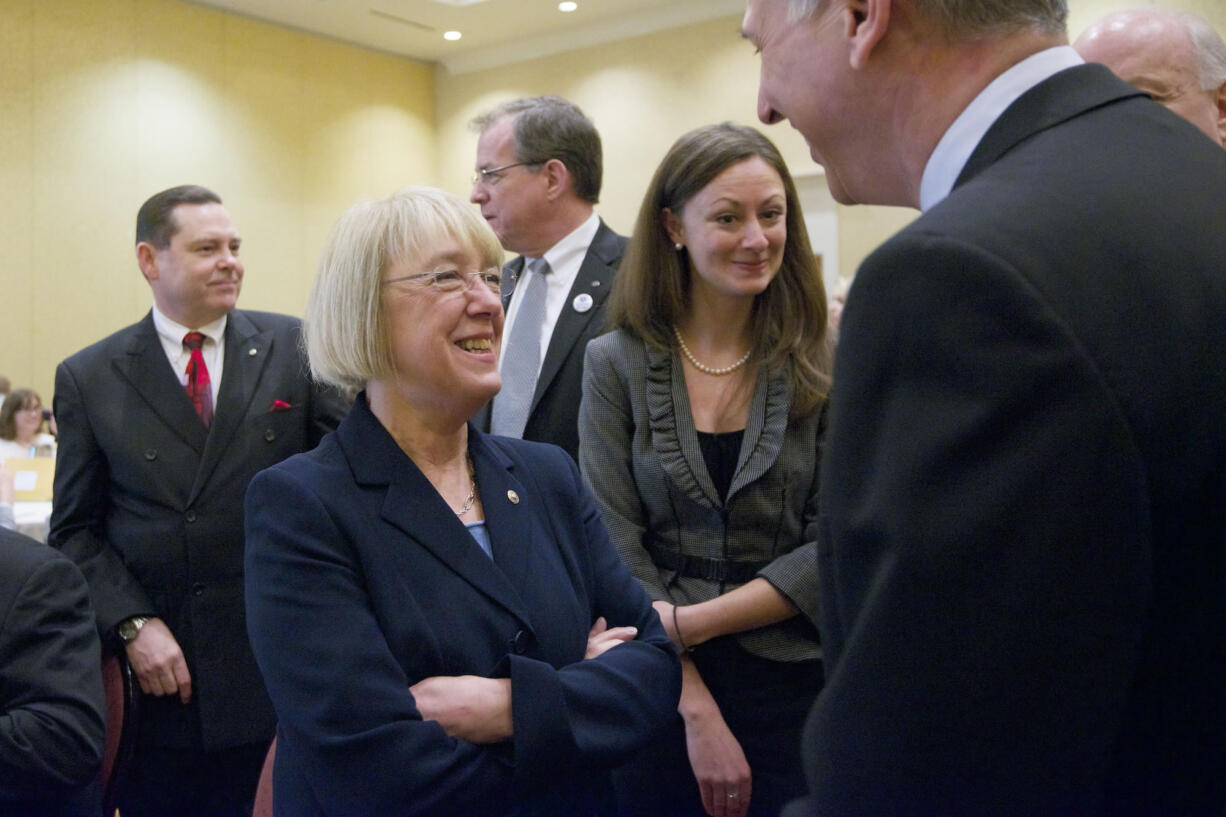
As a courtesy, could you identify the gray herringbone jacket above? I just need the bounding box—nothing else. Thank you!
[579,329,825,662]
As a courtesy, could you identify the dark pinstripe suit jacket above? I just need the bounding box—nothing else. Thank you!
[579,329,826,662]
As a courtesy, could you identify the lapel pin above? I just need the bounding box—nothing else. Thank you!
[572,293,593,313]
[591,280,601,287]
[507,490,520,504]
[248,347,258,356]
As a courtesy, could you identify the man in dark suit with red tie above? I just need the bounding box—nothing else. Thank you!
[50,185,347,817]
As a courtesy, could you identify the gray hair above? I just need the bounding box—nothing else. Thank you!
[1179,11,1226,90]
[470,96,603,204]
[787,0,1067,37]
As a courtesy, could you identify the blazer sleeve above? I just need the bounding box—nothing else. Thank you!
[245,458,678,815]
[505,447,681,792]
[0,549,104,793]
[49,359,155,633]
[804,235,1150,814]
[753,401,826,625]
[578,337,669,601]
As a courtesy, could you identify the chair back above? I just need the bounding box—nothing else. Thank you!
[253,736,277,817]
[100,649,139,817]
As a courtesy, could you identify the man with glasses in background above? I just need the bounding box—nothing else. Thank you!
[469,96,627,461]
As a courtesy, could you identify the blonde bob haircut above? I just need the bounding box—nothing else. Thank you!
[606,122,832,418]
[305,186,504,395]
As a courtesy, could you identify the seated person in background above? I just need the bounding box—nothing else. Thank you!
[0,526,105,817]
[1075,7,1226,146]
[243,186,681,817]
[579,122,832,817]
[0,389,56,461]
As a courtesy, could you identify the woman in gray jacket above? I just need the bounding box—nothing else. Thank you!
[579,123,833,817]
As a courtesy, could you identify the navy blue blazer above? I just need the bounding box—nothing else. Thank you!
[244,395,680,817]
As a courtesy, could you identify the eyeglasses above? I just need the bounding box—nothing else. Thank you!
[383,268,502,296]
[470,162,538,187]
[16,405,42,414]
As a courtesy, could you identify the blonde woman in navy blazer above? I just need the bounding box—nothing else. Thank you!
[243,187,680,817]
[579,124,833,817]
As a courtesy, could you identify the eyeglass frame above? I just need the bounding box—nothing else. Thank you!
[382,268,503,296]
[470,161,542,187]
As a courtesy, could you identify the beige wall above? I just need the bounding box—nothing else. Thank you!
[0,0,434,400]
[4,0,1225,400]
[437,0,1226,285]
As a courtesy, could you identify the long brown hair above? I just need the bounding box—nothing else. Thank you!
[606,122,832,417]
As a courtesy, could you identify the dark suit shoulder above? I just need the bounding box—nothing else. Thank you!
[478,432,579,483]
[59,315,152,370]
[0,529,87,601]
[229,309,302,333]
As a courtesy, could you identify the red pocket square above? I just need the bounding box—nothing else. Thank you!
[269,400,293,412]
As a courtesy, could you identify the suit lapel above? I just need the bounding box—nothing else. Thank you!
[340,399,535,628]
[531,221,620,410]
[956,64,1144,190]
[112,314,208,454]
[190,311,272,502]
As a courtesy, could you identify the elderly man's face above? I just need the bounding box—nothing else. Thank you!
[744,0,862,202]
[1075,14,1226,146]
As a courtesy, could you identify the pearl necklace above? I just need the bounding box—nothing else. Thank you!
[455,454,477,516]
[673,328,751,376]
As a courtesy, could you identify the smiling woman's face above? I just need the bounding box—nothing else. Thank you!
[377,236,505,422]
[665,156,788,306]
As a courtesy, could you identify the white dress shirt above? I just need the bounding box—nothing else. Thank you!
[499,210,601,377]
[151,305,227,407]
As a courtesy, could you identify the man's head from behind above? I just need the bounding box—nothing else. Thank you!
[1075,8,1226,146]
[743,0,1067,205]
[135,185,244,329]
[469,96,602,257]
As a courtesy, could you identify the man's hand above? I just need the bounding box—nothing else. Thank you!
[409,675,512,744]
[585,616,638,659]
[125,617,193,704]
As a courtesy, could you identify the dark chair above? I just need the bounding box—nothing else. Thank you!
[99,649,138,817]
[253,736,276,817]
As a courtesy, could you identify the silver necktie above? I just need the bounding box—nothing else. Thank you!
[491,258,550,437]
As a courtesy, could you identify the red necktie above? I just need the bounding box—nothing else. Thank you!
[182,332,214,428]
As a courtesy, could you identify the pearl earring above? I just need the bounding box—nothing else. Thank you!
[674,243,684,251]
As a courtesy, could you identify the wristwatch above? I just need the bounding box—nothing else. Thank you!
[117,616,151,643]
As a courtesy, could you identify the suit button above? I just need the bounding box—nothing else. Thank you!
[144,449,157,461]
[192,583,205,596]
[510,630,530,655]
[185,510,197,523]
[264,429,276,442]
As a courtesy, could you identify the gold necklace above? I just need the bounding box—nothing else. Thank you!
[673,327,751,376]
[455,454,477,516]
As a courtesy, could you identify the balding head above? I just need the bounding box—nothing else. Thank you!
[1075,8,1226,146]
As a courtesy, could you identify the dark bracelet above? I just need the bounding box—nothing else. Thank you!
[672,604,692,654]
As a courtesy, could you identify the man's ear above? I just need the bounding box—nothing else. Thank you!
[136,242,159,283]
[846,0,890,71]
[1214,81,1226,147]
[662,208,684,246]
[542,158,571,201]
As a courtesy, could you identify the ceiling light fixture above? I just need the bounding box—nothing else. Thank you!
[444,30,463,40]
[558,2,578,11]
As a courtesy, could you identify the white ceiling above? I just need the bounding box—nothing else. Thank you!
[186,0,748,74]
